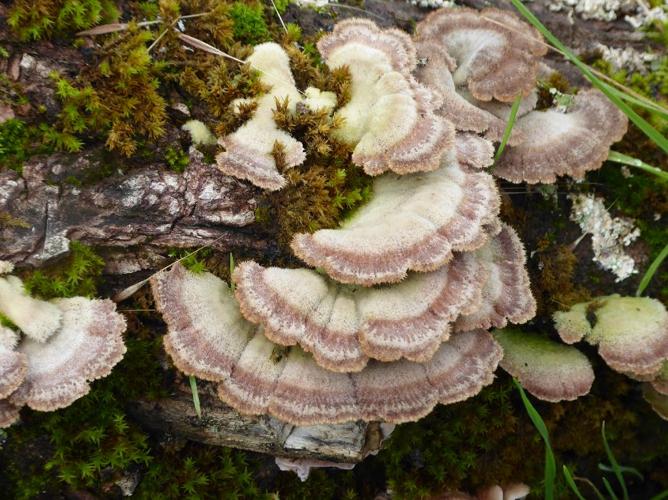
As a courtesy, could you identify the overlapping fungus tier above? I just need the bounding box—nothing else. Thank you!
[291,147,501,286]
[151,263,504,425]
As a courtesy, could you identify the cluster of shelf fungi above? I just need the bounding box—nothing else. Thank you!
[2,5,667,491]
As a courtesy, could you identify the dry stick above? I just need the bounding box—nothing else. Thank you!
[480,15,668,116]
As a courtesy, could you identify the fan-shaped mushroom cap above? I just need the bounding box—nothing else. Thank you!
[232,253,486,371]
[643,383,668,421]
[0,326,27,399]
[318,19,454,175]
[150,265,254,381]
[216,43,305,191]
[152,264,502,425]
[416,8,547,103]
[0,275,62,343]
[494,89,628,184]
[553,295,668,376]
[456,133,495,170]
[0,399,21,428]
[455,224,536,332]
[495,329,594,402]
[291,150,500,285]
[10,298,126,411]
[415,42,525,146]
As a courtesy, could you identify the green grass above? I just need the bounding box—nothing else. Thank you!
[494,94,523,163]
[636,242,668,296]
[607,151,668,182]
[514,379,556,500]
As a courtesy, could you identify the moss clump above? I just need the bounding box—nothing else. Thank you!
[0,119,32,173]
[7,0,119,41]
[535,243,591,314]
[229,2,270,45]
[48,24,167,156]
[22,241,105,299]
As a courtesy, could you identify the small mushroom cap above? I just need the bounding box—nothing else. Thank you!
[0,275,62,343]
[150,264,254,381]
[152,264,502,425]
[318,19,455,175]
[554,295,668,376]
[291,150,500,285]
[495,329,594,402]
[216,43,306,191]
[643,383,668,421]
[0,399,21,428]
[233,252,486,370]
[10,297,127,411]
[0,326,27,399]
[416,7,547,102]
[493,89,628,184]
[455,224,536,332]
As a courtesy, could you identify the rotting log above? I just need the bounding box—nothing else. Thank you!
[128,381,388,463]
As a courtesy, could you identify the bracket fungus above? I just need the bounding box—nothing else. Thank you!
[291,144,500,286]
[151,263,504,425]
[455,225,536,333]
[215,42,307,191]
[413,8,628,184]
[9,297,127,412]
[0,326,27,400]
[233,253,485,371]
[0,269,127,427]
[553,295,668,377]
[494,329,594,402]
[492,89,628,184]
[415,8,547,103]
[317,19,455,175]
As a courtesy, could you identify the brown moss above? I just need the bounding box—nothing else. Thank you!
[535,243,591,315]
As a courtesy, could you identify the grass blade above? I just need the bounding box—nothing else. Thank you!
[651,491,668,500]
[603,477,620,500]
[607,151,668,182]
[598,463,644,481]
[494,94,523,163]
[563,466,586,500]
[509,0,668,155]
[514,379,556,500]
[602,421,628,500]
[189,375,202,418]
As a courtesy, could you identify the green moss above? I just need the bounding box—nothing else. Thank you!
[22,241,105,299]
[48,25,167,157]
[165,146,189,173]
[229,2,269,45]
[0,119,32,173]
[7,0,119,41]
